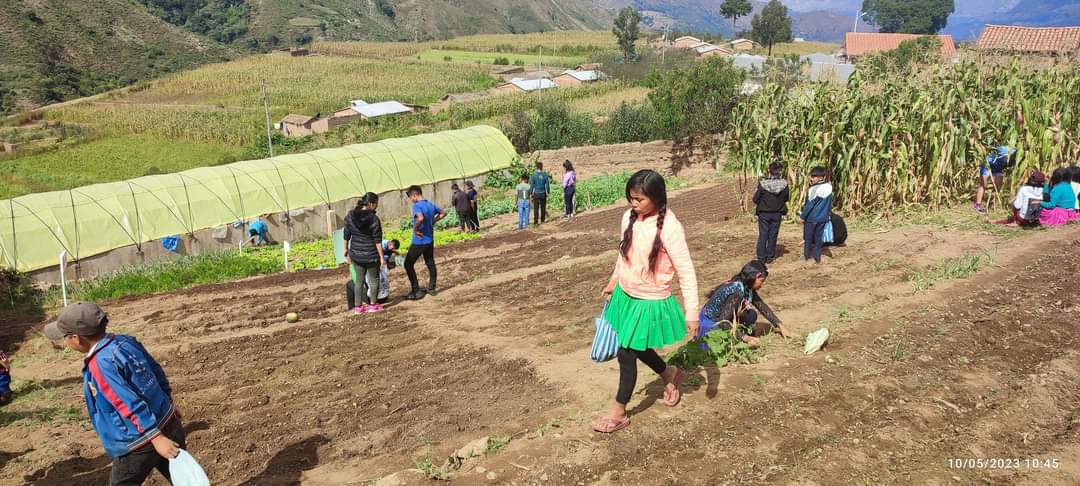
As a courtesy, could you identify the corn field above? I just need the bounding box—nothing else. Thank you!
[730,60,1080,212]
[310,41,429,59]
[43,56,498,147]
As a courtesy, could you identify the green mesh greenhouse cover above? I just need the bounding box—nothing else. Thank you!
[0,125,517,272]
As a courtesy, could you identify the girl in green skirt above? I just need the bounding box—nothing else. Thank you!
[594,170,700,433]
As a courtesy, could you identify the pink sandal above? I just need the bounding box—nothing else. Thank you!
[663,367,685,407]
[592,416,630,433]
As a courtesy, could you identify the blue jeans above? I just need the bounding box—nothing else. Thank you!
[517,200,530,229]
[564,185,576,217]
[0,371,9,395]
[803,221,826,262]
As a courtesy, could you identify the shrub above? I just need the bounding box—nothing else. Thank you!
[499,111,532,153]
[443,55,452,62]
[530,101,595,150]
[493,57,511,65]
[598,102,658,144]
[513,59,525,66]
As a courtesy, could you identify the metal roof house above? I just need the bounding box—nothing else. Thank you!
[492,78,558,95]
[349,100,413,119]
[552,70,603,87]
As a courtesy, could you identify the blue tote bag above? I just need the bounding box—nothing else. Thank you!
[590,302,619,363]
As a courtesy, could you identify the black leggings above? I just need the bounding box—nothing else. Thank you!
[616,347,667,405]
[404,244,436,292]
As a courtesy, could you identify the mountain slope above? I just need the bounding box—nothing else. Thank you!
[0,0,234,114]
[612,0,873,41]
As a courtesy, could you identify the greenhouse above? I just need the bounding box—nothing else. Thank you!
[0,125,517,272]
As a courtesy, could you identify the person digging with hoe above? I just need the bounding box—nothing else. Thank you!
[44,302,189,486]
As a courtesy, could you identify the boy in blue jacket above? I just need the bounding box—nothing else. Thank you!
[799,166,833,263]
[45,302,187,486]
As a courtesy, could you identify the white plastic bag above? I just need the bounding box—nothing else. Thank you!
[803,328,830,355]
[378,267,390,300]
[169,449,210,486]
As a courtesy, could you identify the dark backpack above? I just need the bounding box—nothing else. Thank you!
[987,152,1015,173]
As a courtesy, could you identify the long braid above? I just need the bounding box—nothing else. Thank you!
[647,205,667,273]
[619,209,637,261]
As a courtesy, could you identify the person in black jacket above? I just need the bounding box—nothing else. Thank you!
[752,161,790,264]
[343,192,387,314]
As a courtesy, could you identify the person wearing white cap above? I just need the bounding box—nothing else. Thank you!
[44,302,189,485]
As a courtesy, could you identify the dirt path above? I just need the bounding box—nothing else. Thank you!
[2,178,1078,485]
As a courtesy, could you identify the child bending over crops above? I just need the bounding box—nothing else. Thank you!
[594,169,699,434]
[245,217,270,246]
[753,161,789,263]
[45,302,192,485]
[698,260,796,349]
[995,171,1044,227]
[799,166,833,263]
[1039,168,1079,226]
[974,146,1014,213]
[0,349,11,406]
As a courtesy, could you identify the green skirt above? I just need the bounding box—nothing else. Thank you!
[604,284,686,351]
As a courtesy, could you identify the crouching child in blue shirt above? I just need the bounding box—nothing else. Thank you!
[45,302,189,486]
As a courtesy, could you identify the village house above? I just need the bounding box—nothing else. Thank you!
[279,114,318,137]
[279,100,415,138]
[672,36,703,49]
[552,70,603,87]
[491,78,557,95]
[976,24,1080,56]
[729,38,758,51]
[842,32,958,63]
[695,43,733,59]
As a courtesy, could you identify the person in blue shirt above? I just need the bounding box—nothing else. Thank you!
[0,349,11,406]
[974,146,1013,213]
[44,302,189,486]
[245,218,270,246]
[404,185,446,300]
[1039,167,1080,226]
[798,166,834,263]
[529,162,552,225]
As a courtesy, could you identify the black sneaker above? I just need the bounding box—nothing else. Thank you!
[426,287,438,296]
[405,290,426,300]
[0,392,11,407]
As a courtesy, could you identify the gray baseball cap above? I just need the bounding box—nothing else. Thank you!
[43,302,107,340]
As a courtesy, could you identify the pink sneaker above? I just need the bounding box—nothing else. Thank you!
[365,303,384,313]
[353,305,367,315]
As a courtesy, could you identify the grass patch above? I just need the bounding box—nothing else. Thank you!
[848,204,1026,239]
[0,135,246,198]
[910,250,995,293]
[413,458,449,480]
[46,228,480,307]
[0,380,85,427]
[484,435,511,454]
[749,41,840,57]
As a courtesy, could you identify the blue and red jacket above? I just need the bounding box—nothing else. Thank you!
[82,334,177,458]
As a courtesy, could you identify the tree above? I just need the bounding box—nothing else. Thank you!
[612,7,642,62]
[861,0,955,34]
[750,0,792,57]
[719,0,753,38]
[646,57,746,140]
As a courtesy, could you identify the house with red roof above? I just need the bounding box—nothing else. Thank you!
[842,32,958,63]
[976,25,1080,56]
